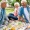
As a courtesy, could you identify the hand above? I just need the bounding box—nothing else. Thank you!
[18,18,26,22]
[27,26,30,28]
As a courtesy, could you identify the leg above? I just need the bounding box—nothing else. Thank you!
[12,16,18,20]
[8,13,14,16]
[8,13,14,20]
[8,15,18,20]
[25,20,29,23]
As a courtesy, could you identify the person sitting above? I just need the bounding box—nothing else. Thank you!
[8,2,20,20]
[0,1,9,25]
[18,0,29,23]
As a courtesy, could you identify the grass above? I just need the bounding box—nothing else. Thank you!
[5,8,14,15]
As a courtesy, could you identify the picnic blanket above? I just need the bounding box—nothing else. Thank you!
[0,20,30,30]
[2,20,27,30]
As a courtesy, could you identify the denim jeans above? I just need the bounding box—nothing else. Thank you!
[8,13,18,20]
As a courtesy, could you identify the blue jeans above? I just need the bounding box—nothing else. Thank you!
[8,13,18,20]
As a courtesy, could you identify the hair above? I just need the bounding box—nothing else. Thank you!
[14,2,20,6]
[21,0,27,3]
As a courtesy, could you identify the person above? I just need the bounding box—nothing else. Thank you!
[8,2,20,20]
[18,0,29,23]
[0,1,9,25]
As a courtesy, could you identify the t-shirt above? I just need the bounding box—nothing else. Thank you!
[14,7,20,16]
[24,8,29,22]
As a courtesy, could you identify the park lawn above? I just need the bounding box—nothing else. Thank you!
[5,8,14,15]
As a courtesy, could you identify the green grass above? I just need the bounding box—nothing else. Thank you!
[5,8,14,15]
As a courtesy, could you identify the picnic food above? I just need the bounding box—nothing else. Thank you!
[11,27,15,30]
[3,21,26,30]
[3,26,7,30]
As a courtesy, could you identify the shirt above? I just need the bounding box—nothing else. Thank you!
[24,8,29,22]
[0,8,5,24]
[18,6,29,23]
[0,8,8,24]
[14,7,20,16]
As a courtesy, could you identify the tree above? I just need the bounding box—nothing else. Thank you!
[16,0,21,6]
[7,0,11,5]
[11,0,16,6]
[19,0,21,6]
[0,0,2,2]
[28,0,30,5]
[7,0,16,6]
[16,0,19,2]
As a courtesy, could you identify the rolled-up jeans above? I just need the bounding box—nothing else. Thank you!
[8,13,18,20]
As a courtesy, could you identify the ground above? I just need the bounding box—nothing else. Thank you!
[5,8,14,15]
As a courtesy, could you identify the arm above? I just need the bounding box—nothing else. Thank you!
[18,16,25,22]
[18,7,22,21]
[18,15,22,21]
[18,7,25,22]
[14,9,18,16]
